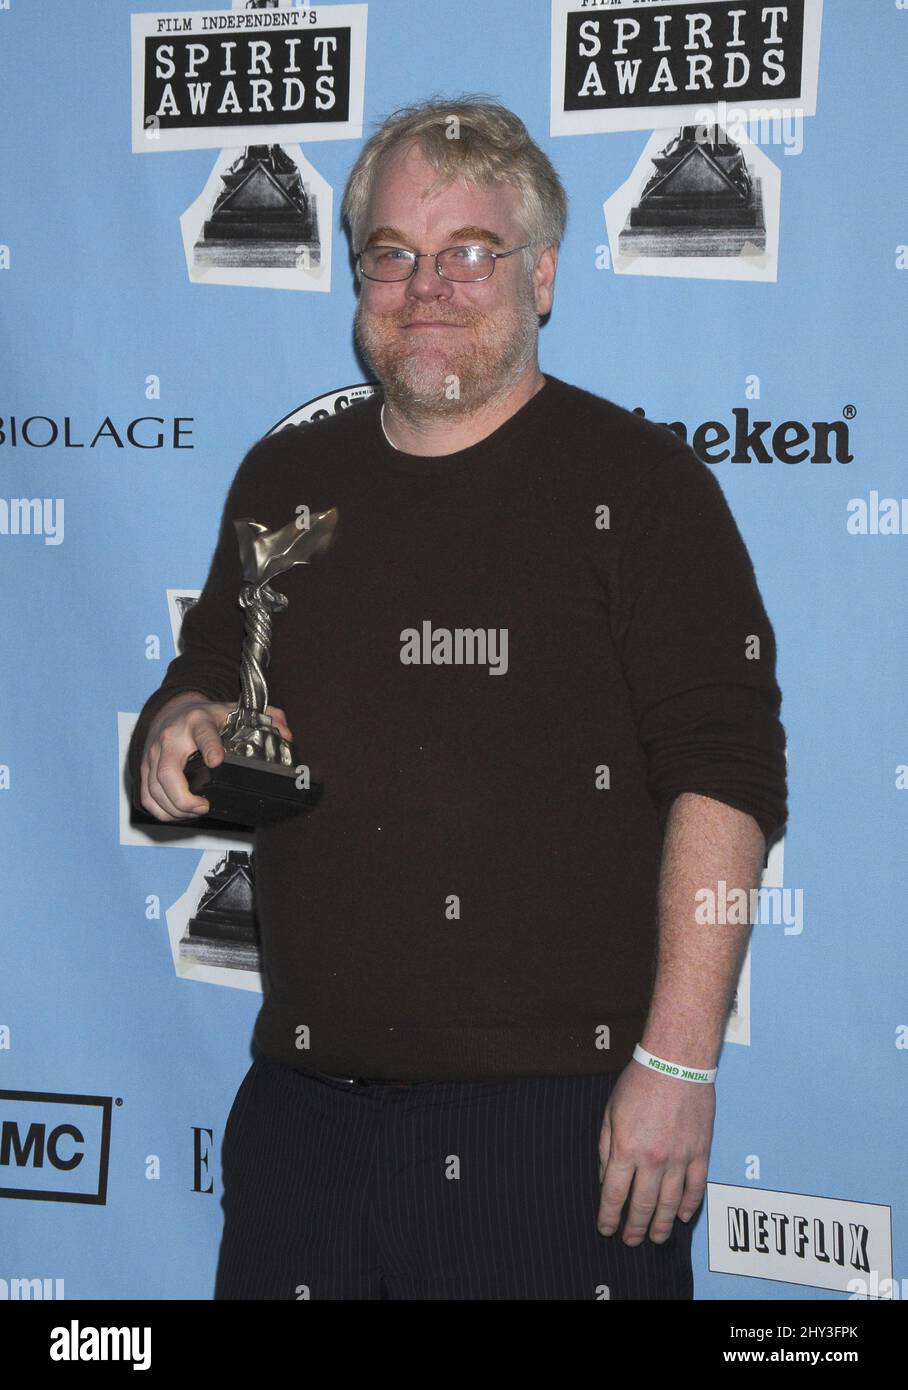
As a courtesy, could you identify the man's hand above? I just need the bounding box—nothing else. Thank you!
[137,692,294,823]
[596,1060,714,1244]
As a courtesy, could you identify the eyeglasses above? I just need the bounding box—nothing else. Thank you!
[355,243,531,283]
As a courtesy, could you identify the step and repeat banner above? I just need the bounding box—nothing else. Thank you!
[1,0,905,1303]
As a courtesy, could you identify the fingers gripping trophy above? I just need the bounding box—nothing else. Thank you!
[184,506,338,826]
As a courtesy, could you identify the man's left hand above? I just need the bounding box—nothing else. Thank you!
[596,1061,715,1243]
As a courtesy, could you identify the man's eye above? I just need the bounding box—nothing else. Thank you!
[376,247,411,262]
[449,246,483,261]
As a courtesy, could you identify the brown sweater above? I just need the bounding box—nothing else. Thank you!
[127,374,787,1081]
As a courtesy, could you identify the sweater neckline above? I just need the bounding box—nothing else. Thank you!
[371,373,562,476]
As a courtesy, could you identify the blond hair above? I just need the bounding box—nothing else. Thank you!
[341,95,568,265]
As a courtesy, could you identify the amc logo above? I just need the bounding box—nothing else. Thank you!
[0,1091,112,1204]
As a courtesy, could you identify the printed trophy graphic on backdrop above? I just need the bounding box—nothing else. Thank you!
[619,123,765,258]
[193,145,321,271]
[184,507,338,826]
[179,849,260,971]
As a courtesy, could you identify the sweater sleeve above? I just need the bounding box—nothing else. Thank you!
[609,443,788,851]
[125,434,274,809]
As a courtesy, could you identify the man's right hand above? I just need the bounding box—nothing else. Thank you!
[137,691,294,823]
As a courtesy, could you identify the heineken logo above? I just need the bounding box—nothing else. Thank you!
[633,406,854,465]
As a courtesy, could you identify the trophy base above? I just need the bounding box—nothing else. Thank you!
[184,750,323,827]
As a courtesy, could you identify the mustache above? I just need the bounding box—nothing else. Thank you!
[403,312,475,325]
[372,307,483,328]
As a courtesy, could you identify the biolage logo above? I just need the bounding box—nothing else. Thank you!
[0,416,193,449]
[0,1090,112,1204]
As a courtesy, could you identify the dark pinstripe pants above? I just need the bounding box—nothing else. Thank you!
[213,1047,695,1300]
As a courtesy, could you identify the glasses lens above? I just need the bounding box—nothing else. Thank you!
[359,247,415,281]
[437,246,495,281]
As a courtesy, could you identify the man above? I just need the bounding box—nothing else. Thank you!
[128,97,787,1300]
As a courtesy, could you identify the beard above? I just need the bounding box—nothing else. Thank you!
[354,277,540,424]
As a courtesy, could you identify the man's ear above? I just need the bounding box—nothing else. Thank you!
[533,244,558,316]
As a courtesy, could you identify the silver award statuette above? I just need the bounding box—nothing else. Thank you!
[184,506,338,826]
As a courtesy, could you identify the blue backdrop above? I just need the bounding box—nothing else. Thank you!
[1,0,905,1302]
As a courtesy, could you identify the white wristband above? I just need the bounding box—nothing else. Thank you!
[633,1044,717,1084]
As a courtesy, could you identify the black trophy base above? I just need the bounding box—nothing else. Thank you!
[184,750,323,827]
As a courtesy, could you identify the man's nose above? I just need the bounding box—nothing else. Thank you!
[405,253,455,301]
